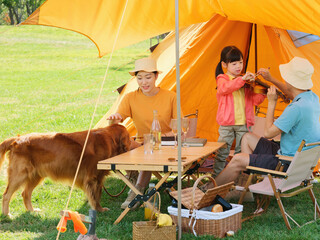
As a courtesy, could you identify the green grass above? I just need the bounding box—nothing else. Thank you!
[1,25,320,240]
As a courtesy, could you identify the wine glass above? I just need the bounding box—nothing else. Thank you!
[170,119,178,148]
[181,118,189,147]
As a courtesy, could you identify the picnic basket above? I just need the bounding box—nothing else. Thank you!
[132,221,176,240]
[168,175,242,238]
[169,175,233,210]
[132,192,176,240]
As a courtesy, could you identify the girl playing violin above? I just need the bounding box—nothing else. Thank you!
[213,46,265,178]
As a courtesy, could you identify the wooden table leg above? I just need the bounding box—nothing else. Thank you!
[155,172,171,189]
[112,170,171,224]
[114,207,130,224]
[113,170,141,195]
[152,171,163,180]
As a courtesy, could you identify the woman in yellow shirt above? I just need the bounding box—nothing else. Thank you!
[107,57,177,209]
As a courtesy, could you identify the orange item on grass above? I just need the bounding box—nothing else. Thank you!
[57,217,67,233]
[56,210,87,235]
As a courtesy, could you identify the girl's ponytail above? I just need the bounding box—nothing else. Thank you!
[215,61,224,78]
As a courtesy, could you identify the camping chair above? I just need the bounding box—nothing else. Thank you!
[184,109,198,138]
[238,140,320,230]
[183,110,214,174]
[152,110,201,186]
[160,110,212,187]
[184,110,216,175]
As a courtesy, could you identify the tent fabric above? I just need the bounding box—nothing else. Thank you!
[96,15,320,141]
[22,0,216,57]
[22,0,320,57]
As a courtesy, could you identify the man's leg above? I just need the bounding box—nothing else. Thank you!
[215,153,250,186]
[241,132,261,154]
[136,171,152,188]
[121,171,149,210]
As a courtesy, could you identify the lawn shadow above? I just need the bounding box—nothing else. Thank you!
[0,200,95,239]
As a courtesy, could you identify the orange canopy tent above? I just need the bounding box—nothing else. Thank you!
[94,15,320,141]
[22,0,320,141]
[23,0,320,57]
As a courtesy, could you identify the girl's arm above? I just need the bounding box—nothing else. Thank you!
[217,75,245,95]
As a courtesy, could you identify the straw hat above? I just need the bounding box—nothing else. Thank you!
[129,58,162,76]
[279,57,314,90]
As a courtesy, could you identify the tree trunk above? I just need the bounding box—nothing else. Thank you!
[26,0,42,15]
[12,7,20,24]
[26,1,31,15]
[8,7,15,25]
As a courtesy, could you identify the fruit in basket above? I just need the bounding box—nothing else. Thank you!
[156,213,173,226]
[211,204,223,212]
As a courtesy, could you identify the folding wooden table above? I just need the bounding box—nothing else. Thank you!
[97,141,226,224]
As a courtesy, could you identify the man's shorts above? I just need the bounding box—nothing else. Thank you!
[249,137,282,170]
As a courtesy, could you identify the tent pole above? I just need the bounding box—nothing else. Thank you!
[174,0,182,239]
[254,23,258,73]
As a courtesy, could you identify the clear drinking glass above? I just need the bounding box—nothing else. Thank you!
[143,133,153,154]
[181,118,189,147]
[170,119,178,148]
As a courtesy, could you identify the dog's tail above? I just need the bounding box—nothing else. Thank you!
[0,137,16,170]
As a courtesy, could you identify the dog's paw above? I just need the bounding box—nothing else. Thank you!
[0,213,13,222]
[33,208,41,213]
[100,207,110,212]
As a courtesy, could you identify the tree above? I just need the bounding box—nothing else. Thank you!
[0,0,44,25]
[25,0,42,16]
[1,0,23,25]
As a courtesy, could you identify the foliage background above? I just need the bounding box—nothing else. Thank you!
[0,0,45,25]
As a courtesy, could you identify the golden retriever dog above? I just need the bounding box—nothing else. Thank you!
[0,124,131,216]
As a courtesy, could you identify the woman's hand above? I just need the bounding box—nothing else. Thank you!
[267,85,278,103]
[107,113,123,124]
[242,72,255,81]
[107,113,123,120]
[257,68,271,82]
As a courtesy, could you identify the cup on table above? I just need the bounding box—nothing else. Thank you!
[144,133,153,154]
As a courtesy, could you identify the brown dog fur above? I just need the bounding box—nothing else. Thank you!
[0,124,131,216]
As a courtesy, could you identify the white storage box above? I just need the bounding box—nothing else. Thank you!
[167,204,243,238]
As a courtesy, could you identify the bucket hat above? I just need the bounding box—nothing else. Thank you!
[279,57,313,90]
[129,58,162,76]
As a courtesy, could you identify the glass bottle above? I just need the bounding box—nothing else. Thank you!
[144,183,158,220]
[150,110,161,150]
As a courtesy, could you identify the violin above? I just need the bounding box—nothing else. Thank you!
[244,76,290,104]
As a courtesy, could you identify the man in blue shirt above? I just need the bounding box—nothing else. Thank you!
[215,57,320,186]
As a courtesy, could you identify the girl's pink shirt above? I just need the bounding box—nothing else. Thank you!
[216,74,265,128]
